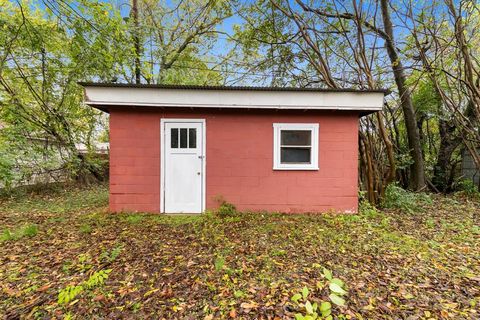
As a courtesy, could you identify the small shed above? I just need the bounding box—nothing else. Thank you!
[81,83,385,214]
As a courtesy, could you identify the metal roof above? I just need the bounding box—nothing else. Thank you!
[78,82,389,94]
[80,82,386,116]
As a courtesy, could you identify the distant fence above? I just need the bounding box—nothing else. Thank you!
[461,148,480,187]
[0,141,109,189]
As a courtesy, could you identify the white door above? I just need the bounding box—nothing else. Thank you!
[163,121,204,213]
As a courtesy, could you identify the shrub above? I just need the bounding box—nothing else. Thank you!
[382,184,432,214]
[216,201,237,218]
[212,195,238,218]
[358,200,380,218]
[456,179,480,198]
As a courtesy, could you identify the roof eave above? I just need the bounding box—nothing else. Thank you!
[81,83,385,113]
[85,101,382,113]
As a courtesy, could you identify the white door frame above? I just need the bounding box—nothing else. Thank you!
[160,118,206,213]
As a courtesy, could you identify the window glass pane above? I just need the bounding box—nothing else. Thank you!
[180,128,188,148]
[281,147,311,163]
[189,128,196,148]
[171,128,178,148]
[281,130,311,146]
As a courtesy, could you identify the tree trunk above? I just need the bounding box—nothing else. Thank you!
[432,120,461,192]
[360,132,377,203]
[380,0,426,191]
[132,0,141,84]
[376,112,396,193]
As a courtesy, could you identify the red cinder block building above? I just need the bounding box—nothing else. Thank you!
[81,83,385,214]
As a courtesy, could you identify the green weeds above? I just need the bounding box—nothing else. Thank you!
[124,214,144,224]
[290,268,348,320]
[58,269,111,305]
[456,179,480,199]
[216,200,237,218]
[79,224,93,234]
[382,184,432,213]
[100,245,122,263]
[1,224,38,242]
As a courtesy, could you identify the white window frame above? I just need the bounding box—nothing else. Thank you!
[273,123,319,170]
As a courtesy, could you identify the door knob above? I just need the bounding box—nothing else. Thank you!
[197,172,201,175]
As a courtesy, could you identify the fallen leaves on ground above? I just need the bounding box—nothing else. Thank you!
[0,185,479,319]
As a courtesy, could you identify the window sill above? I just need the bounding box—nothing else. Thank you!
[273,166,319,171]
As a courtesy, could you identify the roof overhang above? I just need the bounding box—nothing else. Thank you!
[79,83,385,115]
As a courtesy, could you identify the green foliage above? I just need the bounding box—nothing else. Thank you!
[216,200,237,218]
[23,224,38,237]
[382,184,432,214]
[456,179,480,198]
[58,285,84,305]
[57,269,111,305]
[138,0,230,84]
[124,215,144,224]
[0,0,123,185]
[0,139,15,190]
[76,253,94,273]
[213,252,242,277]
[291,268,348,319]
[359,200,380,218]
[0,0,232,188]
[100,245,122,263]
[411,76,442,116]
[83,269,111,288]
[323,269,348,307]
[0,230,14,243]
[151,214,202,226]
[62,252,99,275]
[79,224,93,234]
[214,255,226,272]
[233,290,245,298]
[0,224,38,242]
[322,268,333,281]
[0,183,108,213]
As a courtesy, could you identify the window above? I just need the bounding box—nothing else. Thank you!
[273,123,319,170]
[171,128,196,149]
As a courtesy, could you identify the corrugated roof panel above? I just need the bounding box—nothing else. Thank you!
[78,82,389,94]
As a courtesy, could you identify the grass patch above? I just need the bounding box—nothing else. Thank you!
[1,224,38,242]
[123,214,144,224]
[0,183,108,214]
[151,214,203,226]
[79,223,93,234]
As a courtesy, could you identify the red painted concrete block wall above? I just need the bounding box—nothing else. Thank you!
[109,108,359,213]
